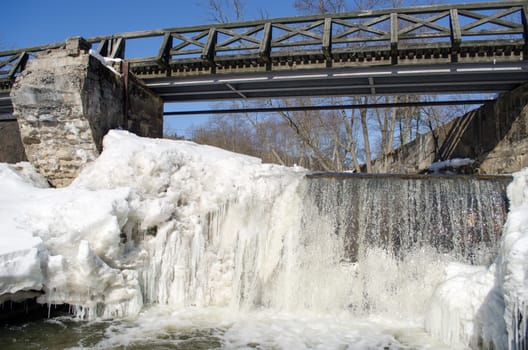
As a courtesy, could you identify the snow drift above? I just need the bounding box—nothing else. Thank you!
[0,130,304,318]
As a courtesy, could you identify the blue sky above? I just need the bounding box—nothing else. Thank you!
[1,0,491,137]
[0,1,292,49]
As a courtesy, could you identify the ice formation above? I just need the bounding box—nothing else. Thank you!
[426,169,528,349]
[0,129,525,349]
[0,160,143,317]
[0,130,305,318]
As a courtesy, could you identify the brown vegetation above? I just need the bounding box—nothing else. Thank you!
[173,0,473,172]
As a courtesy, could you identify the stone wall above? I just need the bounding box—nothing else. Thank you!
[464,84,528,174]
[372,83,528,174]
[10,38,163,187]
[126,74,163,137]
[0,121,27,163]
[370,120,456,174]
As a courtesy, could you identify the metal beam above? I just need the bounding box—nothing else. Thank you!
[225,83,247,99]
[0,113,15,121]
[164,99,493,116]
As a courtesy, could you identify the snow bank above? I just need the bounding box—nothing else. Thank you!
[426,168,528,349]
[0,130,304,319]
[425,263,506,348]
[0,160,142,318]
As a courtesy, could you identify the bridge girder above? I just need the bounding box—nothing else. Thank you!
[145,62,528,102]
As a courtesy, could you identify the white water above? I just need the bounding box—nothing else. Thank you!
[0,131,513,349]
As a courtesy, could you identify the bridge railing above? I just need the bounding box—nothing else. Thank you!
[1,0,527,87]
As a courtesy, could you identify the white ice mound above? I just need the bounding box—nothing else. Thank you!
[426,168,528,349]
[498,168,528,349]
[0,130,304,319]
[0,160,141,317]
[72,130,305,310]
[425,263,505,349]
[0,163,49,301]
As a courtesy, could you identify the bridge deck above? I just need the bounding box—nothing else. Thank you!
[145,62,528,102]
[1,0,528,116]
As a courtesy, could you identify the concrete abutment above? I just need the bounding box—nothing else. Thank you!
[372,82,528,174]
[8,37,163,187]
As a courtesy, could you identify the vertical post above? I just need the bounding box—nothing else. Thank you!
[202,28,217,66]
[97,40,110,57]
[157,33,173,73]
[122,60,129,130]
[522,5,528,61]
[96,38,124,59]
[7,52,28,79]
[110,38,125,59]
[450,8,461,63]
[390,13,398,64]
[259,22,272,68]
[322,18,333,61]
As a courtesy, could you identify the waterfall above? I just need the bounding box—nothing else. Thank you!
[306,174,509,265]
[139,172,509,321]
[0,132,515,348]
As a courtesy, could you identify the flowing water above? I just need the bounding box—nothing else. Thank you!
[0,174,511,349]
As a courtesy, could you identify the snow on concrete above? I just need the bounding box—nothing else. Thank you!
[88,49,122,75]
[428,158,475,174]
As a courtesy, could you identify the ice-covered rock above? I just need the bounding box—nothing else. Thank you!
[426,168,528,349]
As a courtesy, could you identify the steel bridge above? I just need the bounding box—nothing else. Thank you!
[1,0,528,118]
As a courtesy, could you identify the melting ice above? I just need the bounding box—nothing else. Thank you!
[0,130,524,349]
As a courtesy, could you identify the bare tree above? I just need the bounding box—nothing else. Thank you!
[188,0,464,173]
[202,0,245,23]
[294,0,346,14]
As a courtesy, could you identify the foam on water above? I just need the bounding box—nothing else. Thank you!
[43,306,451,350]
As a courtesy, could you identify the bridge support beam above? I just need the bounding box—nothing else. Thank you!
[9,37,163,187]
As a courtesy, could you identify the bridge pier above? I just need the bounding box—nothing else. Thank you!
[9,37,163,187]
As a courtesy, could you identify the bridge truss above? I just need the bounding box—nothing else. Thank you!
[1,0,528,117]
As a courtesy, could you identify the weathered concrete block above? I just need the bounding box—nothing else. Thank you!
[372,83,528,175]
[10,42,163,187]
[65,37,91,57]
[127,74,163,137]
[0,121,27,163]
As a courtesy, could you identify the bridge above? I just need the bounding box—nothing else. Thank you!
[1,0,528,118]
